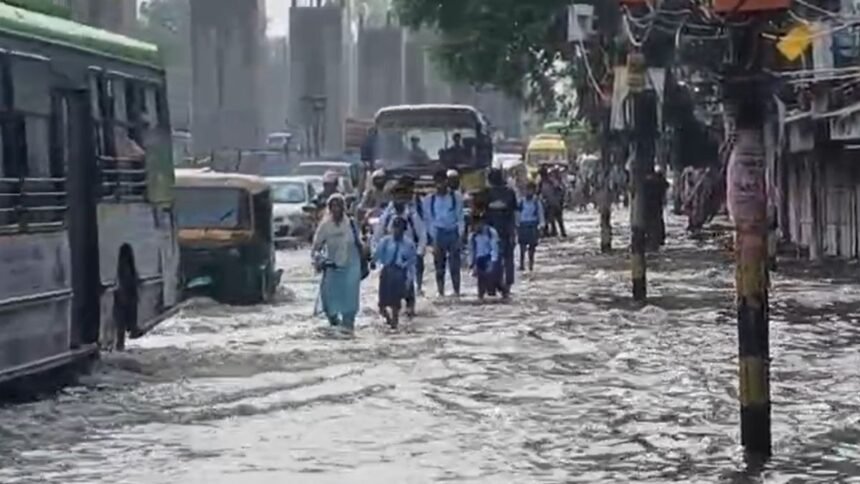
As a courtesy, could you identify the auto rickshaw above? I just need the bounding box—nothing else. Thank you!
[174,169,283,305]
[525,134,569,181]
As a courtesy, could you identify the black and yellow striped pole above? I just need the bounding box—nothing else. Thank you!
[721,7,774,456]
[728,94,772,460]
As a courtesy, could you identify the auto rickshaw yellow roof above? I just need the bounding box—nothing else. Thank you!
[533,133,564,141]
[527,137,568,152]
[175,169,270,194]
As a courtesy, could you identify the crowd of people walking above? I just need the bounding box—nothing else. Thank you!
[310,167,568,331]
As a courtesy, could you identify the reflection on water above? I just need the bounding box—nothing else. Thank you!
[1,211,859,483]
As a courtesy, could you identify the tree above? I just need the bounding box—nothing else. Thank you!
[138,0,191,58]
[138,0,192,129]
[394,0,623,120]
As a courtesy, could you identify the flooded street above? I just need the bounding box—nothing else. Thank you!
[1,210,860,483]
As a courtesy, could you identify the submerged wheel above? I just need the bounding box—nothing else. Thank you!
[259,271,271,304]
[112,253,138,351]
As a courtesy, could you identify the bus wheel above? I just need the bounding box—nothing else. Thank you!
[112,252,138,351]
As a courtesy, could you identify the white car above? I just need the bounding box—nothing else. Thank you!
[266,176,318,246]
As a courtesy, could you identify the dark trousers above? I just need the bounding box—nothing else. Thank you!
[518,223,539,270]
[433,228,461,295]
[545,206,566,237]
[494,231,515,293]
[415,256,424,291]
[475,255,496,298]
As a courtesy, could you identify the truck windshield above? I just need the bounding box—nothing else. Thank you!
[175,187,251,230]
[375,127,477,170]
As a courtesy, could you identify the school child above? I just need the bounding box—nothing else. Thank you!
[373,217,417,328]
[469,213,500,301]
[517,181,545,271]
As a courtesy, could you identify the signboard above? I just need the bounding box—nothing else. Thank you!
[829,106,860,140]
[777,23,813,61]
[567,4,594,42]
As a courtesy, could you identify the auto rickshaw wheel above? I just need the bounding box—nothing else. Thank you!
[259,270,271,304]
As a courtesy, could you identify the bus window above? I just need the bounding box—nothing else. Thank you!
[0,54,22,180]
[11,55,51,178]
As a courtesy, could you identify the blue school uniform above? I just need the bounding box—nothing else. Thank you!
[518,196,545,247]
[373,235,417,309]
[470,225,500,297]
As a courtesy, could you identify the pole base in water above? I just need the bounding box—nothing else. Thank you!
[741,404,772,458]
[631,226,647,301]
[600,208,612,254]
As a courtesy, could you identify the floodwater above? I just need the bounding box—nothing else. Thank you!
[1,210,859,484]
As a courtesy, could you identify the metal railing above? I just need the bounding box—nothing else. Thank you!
[0,177,67,233]
[99,155,147,201]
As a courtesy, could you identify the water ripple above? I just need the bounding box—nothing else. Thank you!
[0,210,858,483]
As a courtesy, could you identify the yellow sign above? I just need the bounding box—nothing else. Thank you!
[777,24,812,61]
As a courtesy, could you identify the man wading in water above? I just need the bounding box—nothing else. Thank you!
[480,168,518,298]
[373,217,417,329]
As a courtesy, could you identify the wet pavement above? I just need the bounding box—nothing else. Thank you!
[1,210,859,483]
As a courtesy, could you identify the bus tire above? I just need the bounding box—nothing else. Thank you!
[113,248,139,351]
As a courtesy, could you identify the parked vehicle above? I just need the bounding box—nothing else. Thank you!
[293,160,365,196]
[266,176,319,246]
[266,132,292,152]
[0,2,181,388]
[174,170,282,305]
[207,149,293,177]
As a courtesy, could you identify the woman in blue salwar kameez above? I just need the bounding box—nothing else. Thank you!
[312,194,364,331]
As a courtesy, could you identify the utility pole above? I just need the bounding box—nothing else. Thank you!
[721,9,776,460]
[599,111,613,254]
[627,51,656,302]
[598,5,619,255]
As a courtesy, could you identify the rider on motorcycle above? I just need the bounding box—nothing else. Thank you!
[357,169,391,233]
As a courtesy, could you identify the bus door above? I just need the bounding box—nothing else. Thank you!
[56,89,101,348]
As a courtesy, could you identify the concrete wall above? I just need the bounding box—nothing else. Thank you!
[357,26,404,118]
[190,0,265,155]
[263,37,290,135]
[403,32,427,104]
[289,5,348,157]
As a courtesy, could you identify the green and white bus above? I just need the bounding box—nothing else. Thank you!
[0,3,179,386]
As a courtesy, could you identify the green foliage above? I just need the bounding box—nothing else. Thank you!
[357,0,393,26]
[394,0,580,115]
[138,0,190,63]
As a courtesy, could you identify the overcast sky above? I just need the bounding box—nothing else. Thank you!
[266,0,288,37]
[136,0,290,37]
